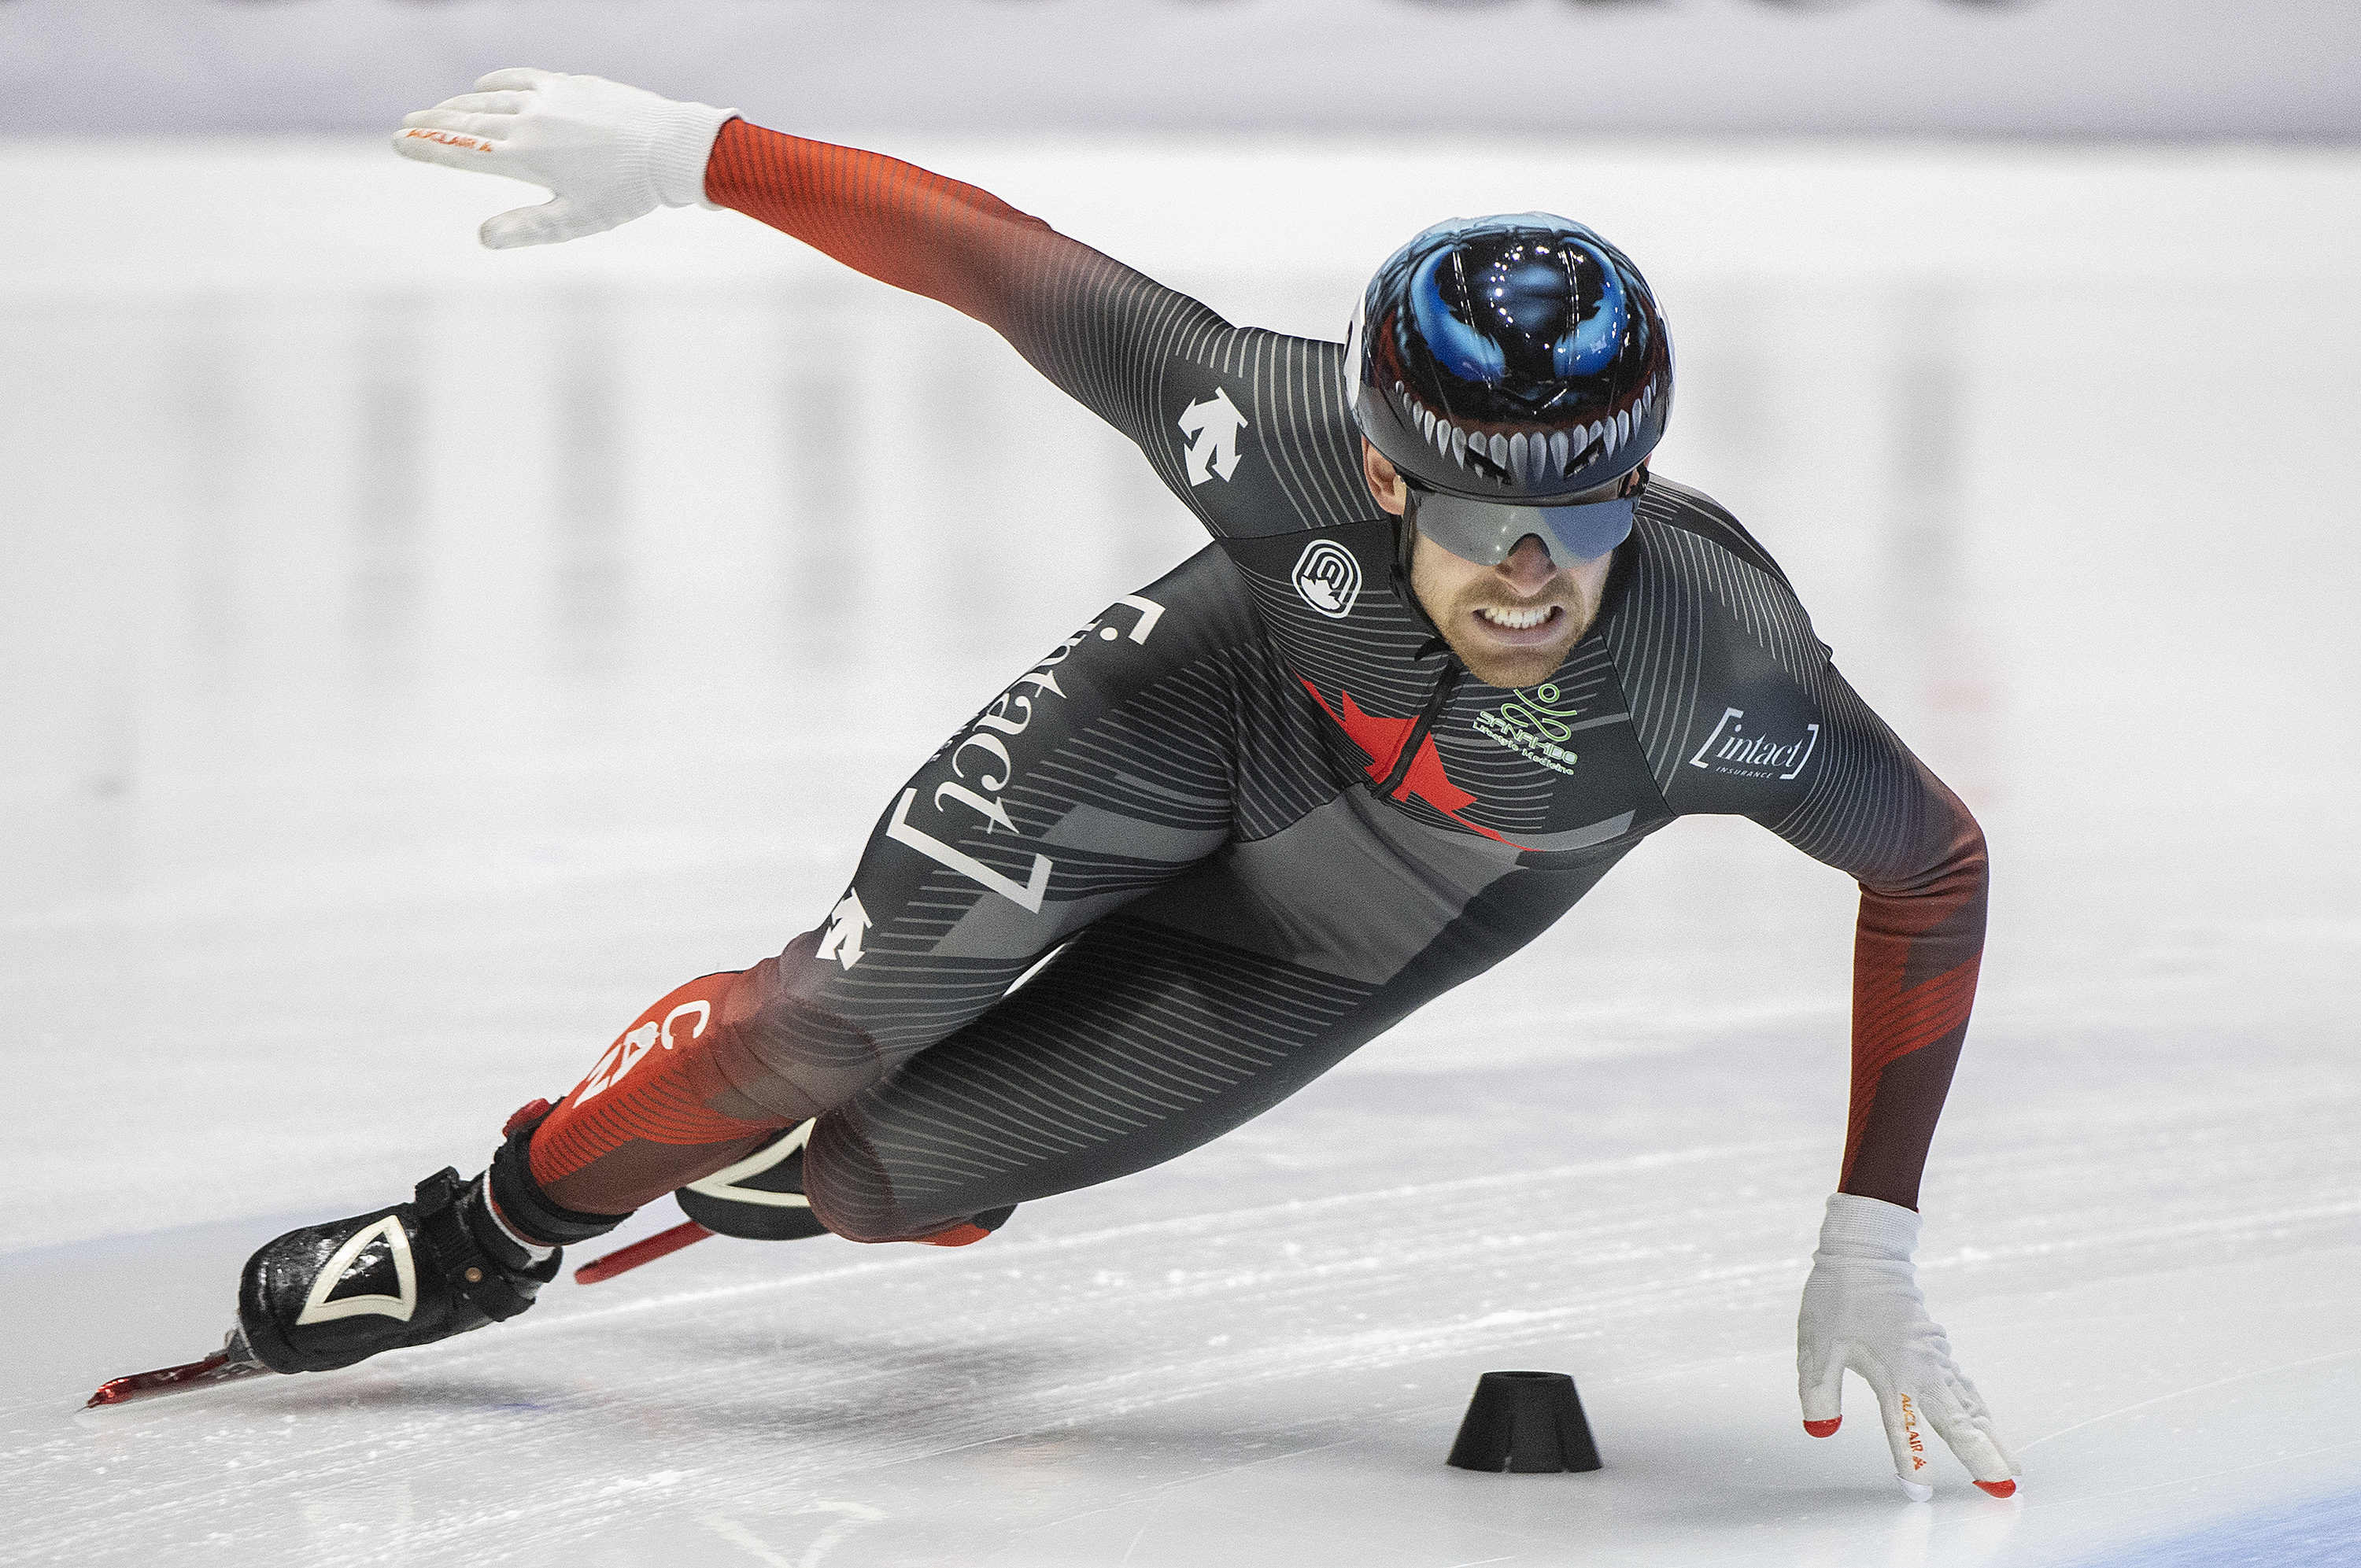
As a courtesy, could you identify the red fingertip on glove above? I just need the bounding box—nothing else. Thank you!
[1975,1479,2017,1498]
[1804,1418,1842,1437]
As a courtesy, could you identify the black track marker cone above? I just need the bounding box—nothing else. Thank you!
[1447,1370,1603,1474]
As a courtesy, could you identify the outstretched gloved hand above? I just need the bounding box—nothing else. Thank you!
[392,68,736,249]
[1798,1193,2021,1500]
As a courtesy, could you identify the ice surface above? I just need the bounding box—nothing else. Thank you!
[1,139,2357,1565]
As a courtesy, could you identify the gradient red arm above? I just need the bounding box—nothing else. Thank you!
[1836,762,1988,1209]
[702,119,1228,452]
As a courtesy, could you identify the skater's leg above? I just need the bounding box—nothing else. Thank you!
[515,552,1258,1223]
[213,552,1260,1378]
[805,792,1649,1241]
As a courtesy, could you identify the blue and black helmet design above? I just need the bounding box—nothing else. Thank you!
[1346,213,1672,502]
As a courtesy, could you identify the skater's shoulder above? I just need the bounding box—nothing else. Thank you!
[1184,323,1349,411]
[1628,477,1796,595]
[1162,330,1366,540]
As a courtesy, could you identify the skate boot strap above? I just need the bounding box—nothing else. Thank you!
[486,1111,630,1248]
[416,1168,556,1325]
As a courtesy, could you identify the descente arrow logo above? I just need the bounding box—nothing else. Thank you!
[817,889,870,971]
[1177,388,1249,485]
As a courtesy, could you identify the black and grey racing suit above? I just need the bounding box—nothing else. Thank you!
[524,120,1988,1242]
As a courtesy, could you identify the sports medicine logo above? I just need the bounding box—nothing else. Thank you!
[1688,707,1820,780]
[1292,539,1362,619]
[1474,682,1583,776]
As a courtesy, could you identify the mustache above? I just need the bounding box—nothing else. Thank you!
[1458,588,1579,614]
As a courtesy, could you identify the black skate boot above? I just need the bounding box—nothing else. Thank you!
[87,1105,626,1406]
[238,1109,625,1375]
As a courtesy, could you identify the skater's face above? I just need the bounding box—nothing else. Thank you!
[1363,441,1617,691]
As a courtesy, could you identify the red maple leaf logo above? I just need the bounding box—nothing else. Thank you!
[1302,681,1525,848]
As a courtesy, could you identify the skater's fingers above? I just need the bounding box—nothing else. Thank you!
[1859,1363,1937,1496]
[423,91,529,117]
[392,126,511,173]
[481,196,608,249]
[1921,1391,2016,1489]
[1986,1417,2023,1480]
[393,127,499,165]
[473,66,556,94]
[1798,1340,1846,1436]
[399,108,508,139]
[1952,1367,2007,1436]
[1964,1407,2023,1481]
[1942,1367,2023,1478]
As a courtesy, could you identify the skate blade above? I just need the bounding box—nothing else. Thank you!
[83,1348,272,1409]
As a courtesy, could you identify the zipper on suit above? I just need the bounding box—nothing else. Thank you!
[1373,662,1461,799]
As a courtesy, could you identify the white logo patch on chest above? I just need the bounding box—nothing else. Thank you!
[1291,539,1362,619]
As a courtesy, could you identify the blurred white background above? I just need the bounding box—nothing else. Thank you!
[2,8,2357,1566]
[4,0,2356,138]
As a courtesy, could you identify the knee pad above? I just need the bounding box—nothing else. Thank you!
[800,1113,1015,1245]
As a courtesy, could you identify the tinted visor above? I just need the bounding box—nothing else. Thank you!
[1407,483,1636,566]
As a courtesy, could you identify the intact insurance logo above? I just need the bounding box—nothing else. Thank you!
[1689,707,1820,781]
[1291,539,1362,618]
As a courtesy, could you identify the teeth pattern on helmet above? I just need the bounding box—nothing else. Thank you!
[1395,364,1670,489]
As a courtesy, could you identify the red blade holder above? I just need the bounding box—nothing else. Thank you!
[574,1220,713,1285]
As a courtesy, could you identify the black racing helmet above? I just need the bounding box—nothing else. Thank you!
[1346,214,1672,560]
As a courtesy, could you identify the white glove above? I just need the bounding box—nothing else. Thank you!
[391,68,736,250]
[1798,1194,2021,1500]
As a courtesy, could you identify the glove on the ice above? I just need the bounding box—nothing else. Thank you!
[392,68,736,249]
[1797,1193,2021,1499]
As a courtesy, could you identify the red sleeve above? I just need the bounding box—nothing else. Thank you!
[1838,769,1987,1209]
[702,120,1233,452]
[703,117,1062,333]
[699,120,1377,540]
